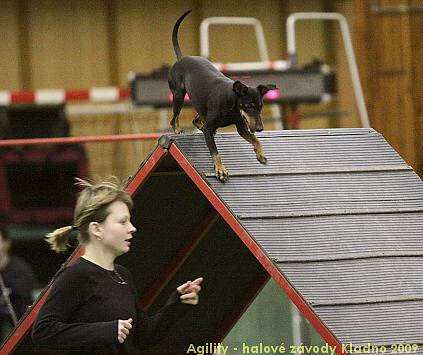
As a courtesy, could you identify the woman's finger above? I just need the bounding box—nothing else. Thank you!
[180,292,198,300]
[190,285,201,293]
[122,327,130,335]
[191,277,204,285]
[182,285,201,295]
[177,281,193,294]
[181,296,199,305]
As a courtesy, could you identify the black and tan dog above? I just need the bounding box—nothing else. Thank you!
[168,10,276,182]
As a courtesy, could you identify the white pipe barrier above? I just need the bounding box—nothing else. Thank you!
[287,12,370,128]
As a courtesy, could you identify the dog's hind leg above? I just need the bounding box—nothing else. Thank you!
[169,88,186,134]
[236,122,267,164]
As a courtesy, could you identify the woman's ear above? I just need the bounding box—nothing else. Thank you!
[88,222,102,239]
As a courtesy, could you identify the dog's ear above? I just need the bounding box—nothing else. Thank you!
[257,84,277,97]
[233,81,248,96]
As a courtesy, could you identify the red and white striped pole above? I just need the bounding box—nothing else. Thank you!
[0,87,130,105]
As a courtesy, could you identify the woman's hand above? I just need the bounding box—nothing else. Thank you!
[177,277,203,305]
[117,318,133,343]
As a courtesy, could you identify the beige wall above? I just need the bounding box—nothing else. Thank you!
[1,0,421,178]
[0,0,21,90]
[0,0,290,89]
[334,0,423,177]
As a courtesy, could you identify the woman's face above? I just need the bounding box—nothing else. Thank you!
[97,200,136,257]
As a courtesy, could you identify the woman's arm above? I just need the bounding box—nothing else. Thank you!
[135,278,203,349]
[135,289,191,349]
[117,265,202,350]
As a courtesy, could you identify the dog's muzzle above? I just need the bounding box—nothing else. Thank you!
[255,120,263,132]
[241,110,263,133]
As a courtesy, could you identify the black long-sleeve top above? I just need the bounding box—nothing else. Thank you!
[32,257,190,354]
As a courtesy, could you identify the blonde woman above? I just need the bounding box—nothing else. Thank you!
[32,177,202,354]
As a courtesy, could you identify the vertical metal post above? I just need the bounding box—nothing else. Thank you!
[200,16,269,61]
[287,12,370,128]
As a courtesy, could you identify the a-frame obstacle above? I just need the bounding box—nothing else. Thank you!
[3,129,423,354]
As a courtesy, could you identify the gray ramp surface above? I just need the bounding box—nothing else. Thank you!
[172,128,423,347]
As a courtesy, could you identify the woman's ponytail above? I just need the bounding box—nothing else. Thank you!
[45,226,74,253]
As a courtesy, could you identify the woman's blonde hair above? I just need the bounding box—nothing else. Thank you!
[46,176,133,253]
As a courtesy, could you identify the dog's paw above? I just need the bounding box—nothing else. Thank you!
[174,128,184,134]
[212,154,228,182]
[257,154,267,164]
[215,166,229,182]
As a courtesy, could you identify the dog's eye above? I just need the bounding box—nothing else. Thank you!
[245,103,254,109]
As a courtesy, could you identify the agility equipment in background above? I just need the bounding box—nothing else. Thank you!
[130,60,335,107]
[3,128,423,354]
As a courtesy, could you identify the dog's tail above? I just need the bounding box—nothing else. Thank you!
[172,10,192,60]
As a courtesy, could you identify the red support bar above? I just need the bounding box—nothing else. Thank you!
[0,133,164,147]
[141,211,219,309]
[168,143,346,355]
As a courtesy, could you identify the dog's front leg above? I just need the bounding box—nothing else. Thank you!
[236,123,267,164]
[204,128,228,182]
